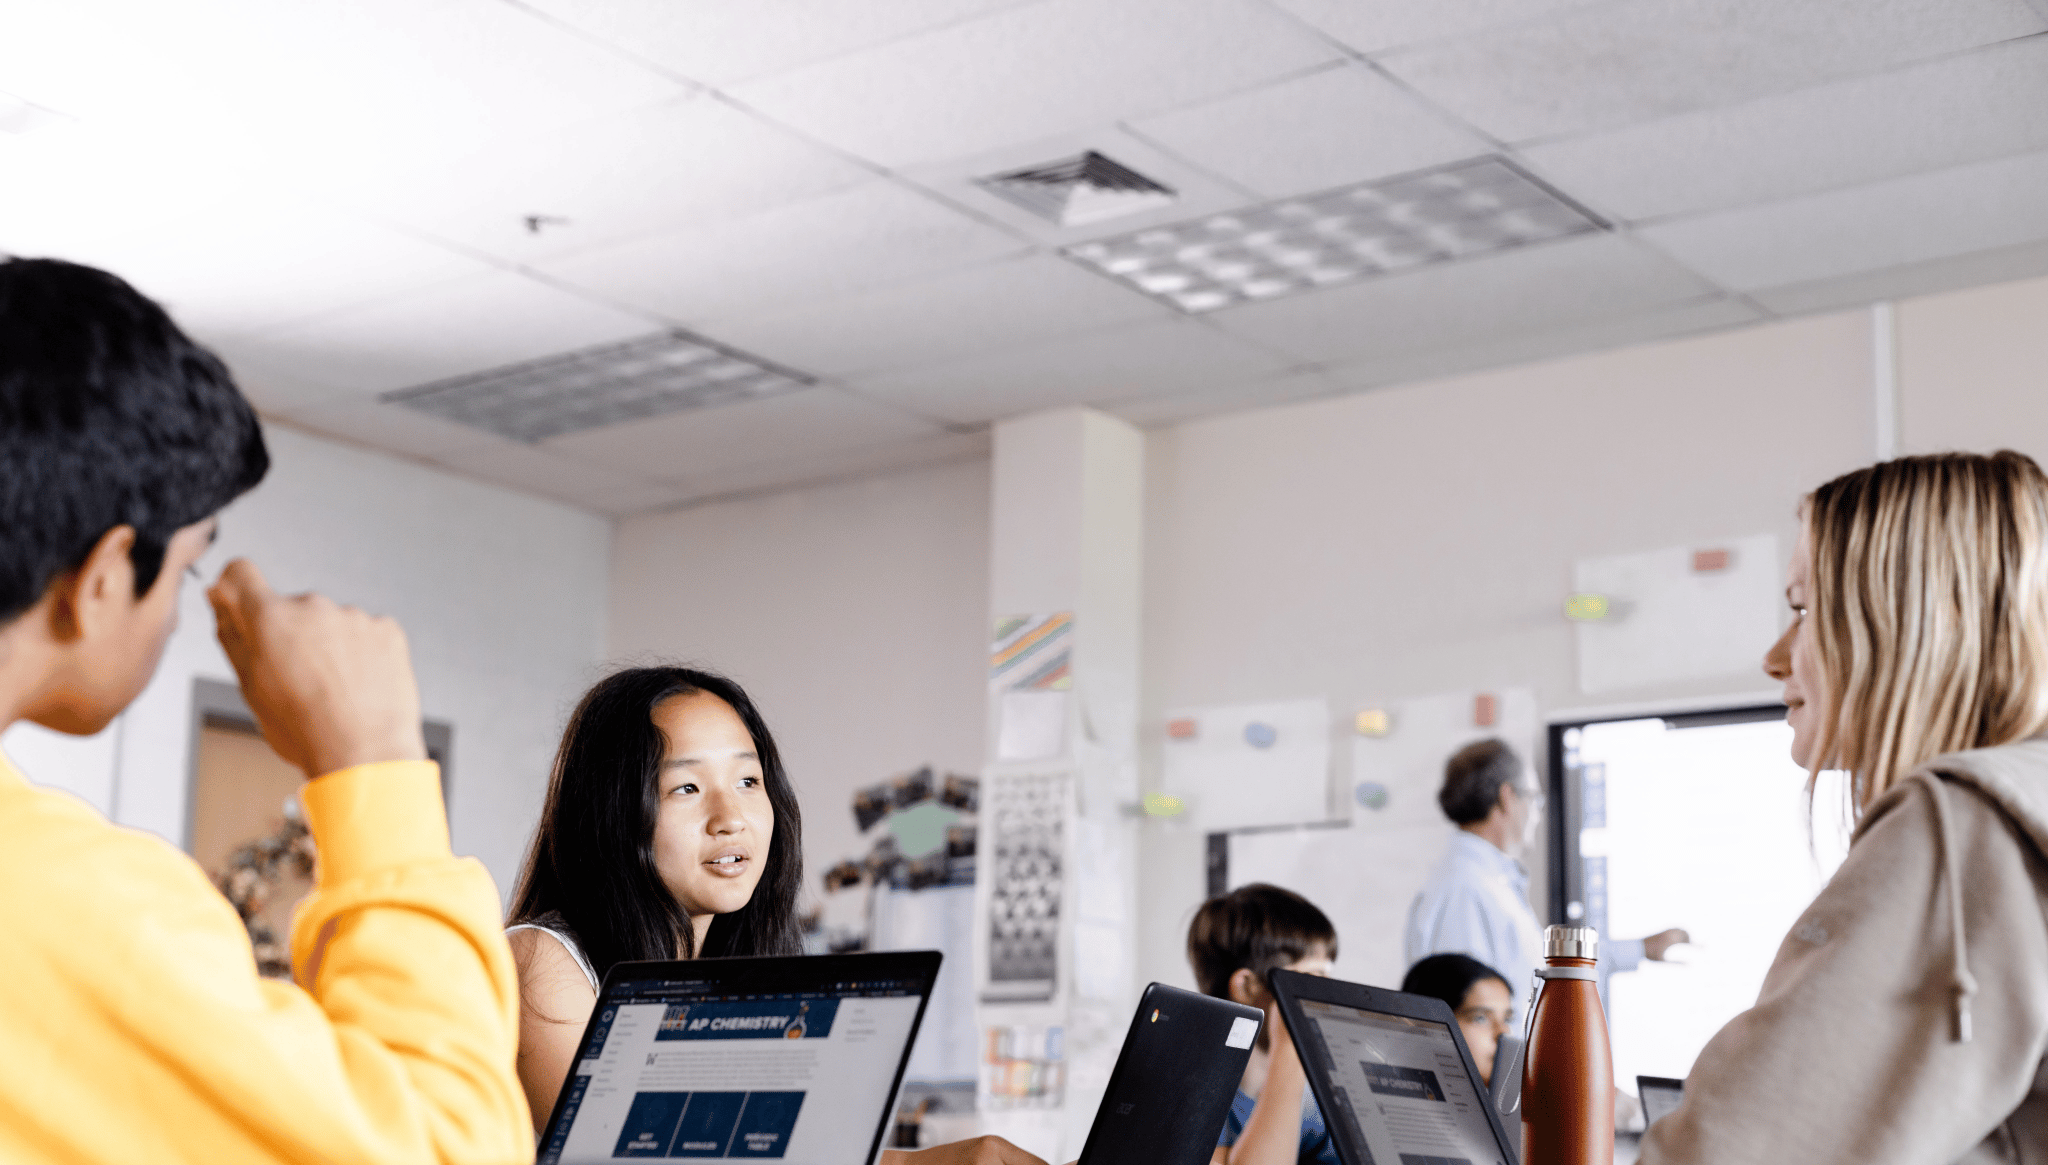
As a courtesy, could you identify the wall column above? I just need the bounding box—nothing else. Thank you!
[975,407,1144,1160]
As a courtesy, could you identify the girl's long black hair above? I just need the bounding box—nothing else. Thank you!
[509,666,804,977]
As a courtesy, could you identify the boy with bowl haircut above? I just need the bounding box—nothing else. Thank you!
[1189,883,1342,1165]
[0,258,531,1162]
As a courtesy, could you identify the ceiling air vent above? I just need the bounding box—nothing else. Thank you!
[1064,157,1605,313]
[382,329,811,443]
[977,151,1177,227]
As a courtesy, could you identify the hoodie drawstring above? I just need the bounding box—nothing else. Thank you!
[1925,776,1979,1043]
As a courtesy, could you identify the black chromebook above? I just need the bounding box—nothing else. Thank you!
[1075,982,1264,1165]
[1267,969,1519,1165]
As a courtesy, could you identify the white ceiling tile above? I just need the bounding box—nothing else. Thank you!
[228,271,658,394]
[727,0,1341,167]
[1381,0,2046,141]
[0,122,253,254]
[1522,36,2048,222]
[543,387,946,485]
[1637,148,2048,291]
[0,1,683,190]
[431,443,649,509]
[700,254,1174,378]
[1748,235,2048,317]
[0,110,490,343]
[1261,0,1599,55]
[208,346,360,416]
[3,203,493,342]
[279,398,504,459]
[539,181,1026,324]
[848,318,1297,424]
[1128,63,1493,200]
[1106,368,1347,427]
[1204,232,1718,364]
[571,481,703,517]
[357,96,874,266]
[655,430,993,506]
[1324,295,1764,389]
[517,0,1041,86]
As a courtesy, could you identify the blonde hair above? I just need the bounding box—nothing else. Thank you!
[1806,450,2048,817]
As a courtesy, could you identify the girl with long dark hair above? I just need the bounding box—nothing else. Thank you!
[505,666,803,1125]
[504,666,1047,1165]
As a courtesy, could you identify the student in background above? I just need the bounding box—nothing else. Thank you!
[506,665,1044,1165]
[0,257,533,1161]
[1643,452,2048,1164]
[1188,883,1340,1165]
[1401,954,1515,1086]
[1404,739,1687,999]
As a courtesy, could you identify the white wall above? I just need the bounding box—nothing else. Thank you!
[597,272,2048,1001]
[1898,275,2048,454]
[608,458,992,889]
[1135,308,1880,988]
[1,423,611,892]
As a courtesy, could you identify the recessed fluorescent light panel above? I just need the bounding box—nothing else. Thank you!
[1064,158,1603,313]
[977,150,1177,227]
[382,330,811,442]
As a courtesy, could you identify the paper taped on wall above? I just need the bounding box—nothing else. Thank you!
[992,614,1075,762]
[1161,698,1331,832]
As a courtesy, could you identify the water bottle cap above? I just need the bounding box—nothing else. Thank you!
[1544,924,1599,961]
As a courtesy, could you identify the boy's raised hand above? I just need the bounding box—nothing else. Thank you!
[208,559,426,779]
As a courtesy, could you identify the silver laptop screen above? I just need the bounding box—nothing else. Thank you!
[1639,1078,1684,1130]
[540,975,926,1164]
[1297,1000,1511,1165]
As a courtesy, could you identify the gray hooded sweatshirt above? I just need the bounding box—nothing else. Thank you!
[1640,738,2048,1164]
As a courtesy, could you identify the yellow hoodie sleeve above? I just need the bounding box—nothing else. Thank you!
[0,758,533,1165]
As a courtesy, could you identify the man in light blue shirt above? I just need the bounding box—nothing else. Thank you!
[1405,739,1686,1010]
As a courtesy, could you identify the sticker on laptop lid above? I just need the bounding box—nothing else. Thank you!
[1225,1016,1259,1049]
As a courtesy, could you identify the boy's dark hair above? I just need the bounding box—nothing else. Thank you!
[1439,738,1523,825]
[0,258,269,620]
[1186,883,1337,999]
[1401,952,1509,1012]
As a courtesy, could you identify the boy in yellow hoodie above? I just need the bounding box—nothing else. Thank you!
[0,258,532,1163]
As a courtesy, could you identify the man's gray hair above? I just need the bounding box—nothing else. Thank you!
[1439,738,1524,825]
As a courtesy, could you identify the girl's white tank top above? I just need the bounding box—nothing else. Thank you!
[504,920,599,992]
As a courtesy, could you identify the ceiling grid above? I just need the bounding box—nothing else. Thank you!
[2,0,2046,512]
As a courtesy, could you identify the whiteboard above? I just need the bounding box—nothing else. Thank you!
[1224,689,1540,991]
[1161,697,1331,831]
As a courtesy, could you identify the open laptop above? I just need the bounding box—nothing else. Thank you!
[1268,969,1519,1165]
[1076,982,1264,1165]
[1637,1075,1684,1130]
[536,950,942,1165]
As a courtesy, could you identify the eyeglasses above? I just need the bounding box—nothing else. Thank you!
[1456,1006,1513,1032]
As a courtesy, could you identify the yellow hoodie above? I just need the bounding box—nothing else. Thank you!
[0,754,532,1164]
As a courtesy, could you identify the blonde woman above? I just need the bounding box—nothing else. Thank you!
[1643,451,2048,1164]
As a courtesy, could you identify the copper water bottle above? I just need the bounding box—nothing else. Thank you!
[1521,925,1614,1165]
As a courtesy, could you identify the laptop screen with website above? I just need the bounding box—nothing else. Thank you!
[1295,999,1512,1165]
[539,971,928,1164]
